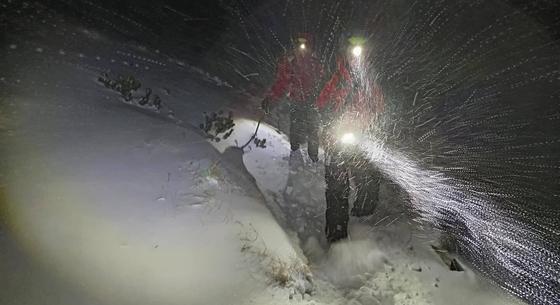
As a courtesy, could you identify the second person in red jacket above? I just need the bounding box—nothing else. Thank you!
[316,35,385,243]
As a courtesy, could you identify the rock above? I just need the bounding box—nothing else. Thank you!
[409,264,422,272]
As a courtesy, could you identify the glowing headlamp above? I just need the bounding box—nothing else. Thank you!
[335,110,362,146]
[297,37,308,51]
[348,36,366,58]
[340,132,357,145]
[351,45,363,57]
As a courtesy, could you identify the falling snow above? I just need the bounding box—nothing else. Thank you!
[1,1,559,305]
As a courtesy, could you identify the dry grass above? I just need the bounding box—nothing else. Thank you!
[237,222,313,290]
[201,160,221,180]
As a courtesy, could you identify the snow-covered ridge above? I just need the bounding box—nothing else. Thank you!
[174,59,233,88]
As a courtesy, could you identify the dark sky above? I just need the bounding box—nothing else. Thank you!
[37,0,560,53]
[506,0,560,39]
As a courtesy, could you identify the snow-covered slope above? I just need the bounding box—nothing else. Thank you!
[1,44,314,305]
[216,118,524,305]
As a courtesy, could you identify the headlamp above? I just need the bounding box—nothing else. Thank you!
[348,36,366,58]
[297,37,308,51]
[340,132,357,145]
[334,111,362,146]
[351,45,363,57]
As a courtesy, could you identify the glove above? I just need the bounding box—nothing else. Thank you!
[261,97,271,114]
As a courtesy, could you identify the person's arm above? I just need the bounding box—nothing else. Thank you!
[316,58,350,110]
[316,71,340,109]
[266,57,290,101]
[372,81,384,114]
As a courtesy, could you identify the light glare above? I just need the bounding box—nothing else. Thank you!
[352,45,362,57]
[340,132,356,144]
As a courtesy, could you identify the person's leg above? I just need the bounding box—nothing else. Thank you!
[289,103,303,151]
[307,106,320,162]
[325,151,350,243]
[350,157,381,217]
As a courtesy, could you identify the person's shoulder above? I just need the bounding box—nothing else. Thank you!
[273,53,292,70]
[336,55,347,66]
[277,53,295,67]
[279,50,296,61]
[335,56,350,72]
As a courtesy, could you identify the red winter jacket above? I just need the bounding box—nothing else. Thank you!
[316,56,384,116]
[266,53,325,103]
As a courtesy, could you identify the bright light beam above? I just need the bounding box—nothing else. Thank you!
[358,137,560,305]
[352,45,362,57]
[340,132,357,145]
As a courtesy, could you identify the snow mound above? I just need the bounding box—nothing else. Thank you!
[320,239,388,288]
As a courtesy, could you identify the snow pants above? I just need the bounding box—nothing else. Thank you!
[324,149,381,243]
[289,102,319,161]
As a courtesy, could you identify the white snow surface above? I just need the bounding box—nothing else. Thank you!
[0,5,524,305]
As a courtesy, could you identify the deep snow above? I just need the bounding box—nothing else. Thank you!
[0,2,528,305]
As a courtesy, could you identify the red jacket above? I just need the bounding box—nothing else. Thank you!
[316,56,384,116]
[266,53,324,103]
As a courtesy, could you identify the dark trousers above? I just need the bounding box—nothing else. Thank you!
[325,149,381,243]
[289,103,319,161]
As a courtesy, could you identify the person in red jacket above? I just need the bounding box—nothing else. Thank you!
[261,33,324,162]
[316,35,385,243]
